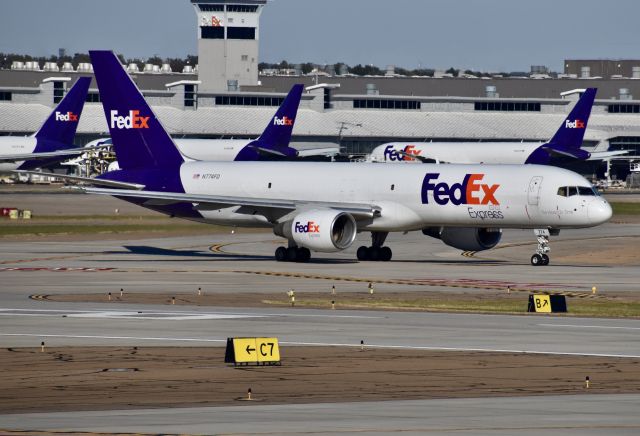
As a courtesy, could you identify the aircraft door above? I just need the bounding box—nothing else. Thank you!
[528,176,543,206]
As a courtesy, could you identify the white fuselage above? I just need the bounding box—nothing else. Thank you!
[369,142,544,164]
[174,138,252,161]
[0,136,37,172]
[177,161,610,231]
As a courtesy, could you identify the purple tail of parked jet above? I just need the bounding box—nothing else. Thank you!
[32,76,91,153]
[256,84,303,148]
[12,76,92,170]
[526,88,597,163]
[236,83,304,161]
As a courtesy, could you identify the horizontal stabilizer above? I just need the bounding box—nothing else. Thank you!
[0,148,86,163]
[12,170,145,190]
[542,145,591,160]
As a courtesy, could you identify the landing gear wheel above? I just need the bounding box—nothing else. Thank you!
[379,246,393,262]
[541,254,550,265]
[369,247,380,261]
[531,254,543,266]
[275,246,287,262]
[297,247,311,263]
[286,247,298,262]
[357,246,369,261]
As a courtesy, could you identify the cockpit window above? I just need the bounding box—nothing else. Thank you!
[557,186,600,197]
[578,186,597,196]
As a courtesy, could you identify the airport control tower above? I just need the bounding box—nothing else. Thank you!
[190,0,268,92]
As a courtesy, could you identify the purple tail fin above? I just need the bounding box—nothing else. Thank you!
[255,84,303,148]
[545,88,597,152]
[34,76,90,147]
[90,50,183,170]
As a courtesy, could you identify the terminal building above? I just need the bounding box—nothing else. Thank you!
[1,0,640,181]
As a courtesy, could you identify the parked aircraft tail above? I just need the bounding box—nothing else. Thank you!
[34,76,91,149]
[255,84,303,150]
[542,88,597,160]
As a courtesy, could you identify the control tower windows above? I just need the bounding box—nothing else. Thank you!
[227,5,258,12]
[227,27,255,39]
[201,26,225,39]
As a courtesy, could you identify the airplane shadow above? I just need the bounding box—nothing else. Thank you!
[99,245,358,265]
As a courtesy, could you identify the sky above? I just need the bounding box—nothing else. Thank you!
[0,0,638,72]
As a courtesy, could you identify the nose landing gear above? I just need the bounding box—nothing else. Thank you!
[531,229,551,266]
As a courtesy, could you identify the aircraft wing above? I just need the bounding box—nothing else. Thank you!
[296,147,339,158]
[588,150,629,161]
[13,170,145,190]
[78,187,381,219]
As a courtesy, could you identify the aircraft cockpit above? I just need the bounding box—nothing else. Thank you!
[556,186,600,197]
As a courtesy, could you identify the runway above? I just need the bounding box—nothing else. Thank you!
[0,224,639,433]
[1,395,639,435]
[0,305,639,358]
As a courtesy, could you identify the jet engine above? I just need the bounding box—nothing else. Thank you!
[422,227,502,251]
[274,209,357,252]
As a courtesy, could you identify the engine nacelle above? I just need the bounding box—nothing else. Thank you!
[274,209,357,252]
[422,227,502,251]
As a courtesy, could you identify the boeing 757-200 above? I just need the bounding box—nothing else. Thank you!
[369,88,626,165]
[44,51,613,266]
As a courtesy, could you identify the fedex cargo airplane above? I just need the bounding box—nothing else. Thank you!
[50,51,613,266]
[175,84,305,161]
[369,88,625,165]
[0,77,91,173]
[106,83,328,171]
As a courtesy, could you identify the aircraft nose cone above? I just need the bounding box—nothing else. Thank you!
[588,199,613,225]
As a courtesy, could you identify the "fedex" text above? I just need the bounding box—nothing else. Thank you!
[384,145,422,161]
[55,111,78,122]
[273,116,293,126]
[294,221,319,233]
[565,119,585,129]
[110,110,150,130]
[421,173,500,206]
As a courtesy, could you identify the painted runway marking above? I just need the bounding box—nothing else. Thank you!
[539,323,640,331]
[0,308,380,320]
[1,333,638,359]
[0,267,114,272]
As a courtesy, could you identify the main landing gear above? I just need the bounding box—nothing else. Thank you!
[275,243,311,263]
[356,231,393,262]
[530,229,551,266]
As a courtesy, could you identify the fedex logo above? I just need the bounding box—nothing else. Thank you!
[565,119,585,129]
[110,110,150,130]
[55,111,78,122]
[294,221,320,233]
[273,116,293,126]
[384,145,422,161]
[421,173,500,206]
